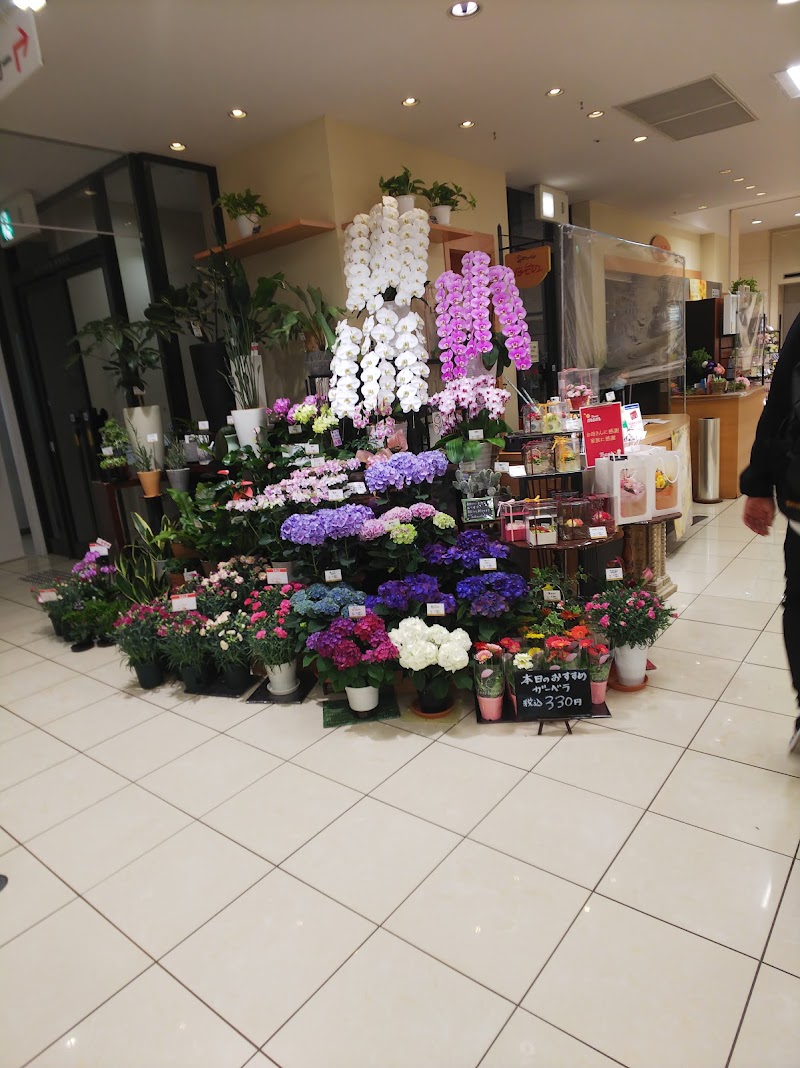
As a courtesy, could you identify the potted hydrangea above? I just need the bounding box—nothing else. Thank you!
[388,617,472,717]
[303,612,399,714]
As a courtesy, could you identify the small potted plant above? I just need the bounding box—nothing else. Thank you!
[504,648,538,716]
[473,646,505,721]
[162,557,189,592]
[217,188,270,239]
[731,375,751,392]
[709,375,728,395]
[164,436,191,492]
[422,181,477,225]
[304,612,398,715]
[62,603,99,652]
[129,431,161,498]
[566,383,593,410]
[586,634,613,706]
[163,611,213,690]
[114,602,172,689]
[585,582,674,689]
[388,617,472,717]
[98,417,130,482]
[205,610,253,691]
[248,590,301,695]
[378,166,426,214]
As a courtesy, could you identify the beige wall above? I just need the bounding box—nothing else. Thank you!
[571,201,702,272]
[699,233,730,287]
[771,227,800,330]
[739,226,800,325]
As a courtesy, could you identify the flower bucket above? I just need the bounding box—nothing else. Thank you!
[590,679,608,705]
[231,406,267,449]
[614,644,649,688]
[345,684,380,715]
[430,205,452,225]
[477,694,504,721]
[413,686,454,718]
[396,194,416,215]
[133,661,163,690]
[166,468,191,492]
[267,662,299,696]
[222,663,252,692]
[137,470,162,498]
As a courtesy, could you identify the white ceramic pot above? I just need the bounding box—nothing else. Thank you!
[231,407,267,449]
[236,214,259,238]
[395,195,415,215]
[166,468,191,492]
[345,685,380,713]
[614,644,649,687]
[124,405,164,467]
[430,205,452,225]
[266,662,299,696]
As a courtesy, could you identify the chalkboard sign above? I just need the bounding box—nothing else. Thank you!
[514,667,592,720]
[462,497,495,523]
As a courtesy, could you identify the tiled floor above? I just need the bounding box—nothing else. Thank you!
[0,507,799,1068]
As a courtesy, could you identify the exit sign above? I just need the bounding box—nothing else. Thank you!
[0,10,43,104]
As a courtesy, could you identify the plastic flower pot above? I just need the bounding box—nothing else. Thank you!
[179,663,212,690]
[477,694,504,721]
[430,204,452,225]
[51,617,64,638]
[267,662,299,696]
[590,679,609,705]
[136,470,162,498]
[396,194,416,215]
[569,395,590,410]
[133,661,164,689]
[231,407,267,449]
[222,663,252,692]
[413,686,454,718]
[236,214,260,238]
[614,644,649,688]
[345,684,380,716]
[70,638,94,653]
[166,468,191,492]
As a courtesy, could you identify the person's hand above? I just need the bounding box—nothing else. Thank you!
[743,496,775,536]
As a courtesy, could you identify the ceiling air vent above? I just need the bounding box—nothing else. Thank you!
[617,76,756,141]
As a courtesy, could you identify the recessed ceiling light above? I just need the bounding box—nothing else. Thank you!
[402,97,420,107]
[777,1,800,6]
[698,205,708,210]
[448,2,479,16]
[752,219,762,224]
[733,177,745,182]
[633,135,648,142]
[546,88,564,97]
[757,191,767,196]
[169,142,186,152]
[13,0,46,10]
[719,168,732,174]
[228,108,247,119]
[83,188,97,197]
[587,110,604,118]
[459,119,476,128]
[745,185,756,190]
[795,212,800,217]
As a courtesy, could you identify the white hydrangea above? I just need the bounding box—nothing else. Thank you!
[437,642,470,672]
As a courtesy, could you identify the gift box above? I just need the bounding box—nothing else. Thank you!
[498,500,533,543]
[526,501,558,546]
[595,454,652,525]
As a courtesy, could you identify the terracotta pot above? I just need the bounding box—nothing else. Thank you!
[171,541,197,561]
[136,470,162,498]
[168,572,184,592]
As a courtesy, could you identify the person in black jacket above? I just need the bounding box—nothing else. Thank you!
[740,311,800,752]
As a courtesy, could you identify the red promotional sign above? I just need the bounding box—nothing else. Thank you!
[580,403,624,467]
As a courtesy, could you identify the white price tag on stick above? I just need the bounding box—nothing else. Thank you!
[494,462,510,473]
[266,569,289,585]
[328,489,345,502]
[479,557,498,571]
[349,482,367,495]
[543,588,562,603]
[171,593,197,612]
[198,420,210,431]
[89,542,109,556]
[305,443,320,455]
[101,446,113,456]
[468,429,485,441]
[146,433,159,443]
[606,567,624,581]
[37,589,58,603]
[589,526,607,540]
[325,569,343,583]
[426,602,445,617]
[348,605,367,619]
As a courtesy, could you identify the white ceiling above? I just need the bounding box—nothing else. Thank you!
[1,0,800,236]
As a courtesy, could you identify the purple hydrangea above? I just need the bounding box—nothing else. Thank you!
[456,572,528,616]
[364,450,448,493]
[422,530,510,571]
[280,504,374,545]
[366,573,456,615]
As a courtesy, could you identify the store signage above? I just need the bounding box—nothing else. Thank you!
[426,603,445,617]
[513,667,592,720]
[37,589,58,603]
[468,429,484,441]
[505,246,552,288]
[606,567,624,581]
[580,403,624,467]
[305,444,320,455]
[328,489,344,501]
[0,11,42,104]
[494,462,510,473]
[349,481,367,496]
[543,588,562,603]
[589,526,607,540]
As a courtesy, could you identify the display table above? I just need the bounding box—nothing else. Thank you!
[670,387,765,499]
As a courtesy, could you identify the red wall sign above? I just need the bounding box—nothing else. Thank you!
[580,403,625,467]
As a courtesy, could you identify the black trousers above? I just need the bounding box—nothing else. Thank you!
[784,525,800,705]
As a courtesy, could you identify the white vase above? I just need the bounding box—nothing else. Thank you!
[430,205,452,225]
[614,644,649,687]
[231,407,266,449]
[236,215,259,238]
[345,685,380,713]
[123,405,164,467]
[395,195,415,215]
[266,662,299,696]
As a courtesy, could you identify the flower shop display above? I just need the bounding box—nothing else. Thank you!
[585,582,674,688]
[650,450,681,516]
[280,503,375,579]
[554,434,582,474]
[246,584,303,695]
[731,375,751,393]
[452,467,502,508]
[595,454,652,524]
[359,504,456,576]
[364,450,448,495]
[366,573,456,619]
[388,617,472,716]
[63,598,120,652]
[473,646,505,720]
[164,437,190,492]
[114,602,172,688]
[540,399,568,435]
[504,649,536,715]
[526,501,558,547]
[304,613,399,714]
[558,368,599,410]
[566,383,593,410]
[98,417,130,482]
[455,572,530,640]
[557,497,589,542]
[421,529,510,574]
[204,610,254,691]
[163,611,213,689]
[709,375,728,395]
[498,499,534,543]
[428,375,511,467]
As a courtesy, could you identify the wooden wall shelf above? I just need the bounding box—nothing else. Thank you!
[340,220,475,245]
[194,219,336,261]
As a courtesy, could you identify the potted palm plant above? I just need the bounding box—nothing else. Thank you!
[422,181,477,225]
[69,318,164,465]
[217,188,270,239]
[379,166,426,214]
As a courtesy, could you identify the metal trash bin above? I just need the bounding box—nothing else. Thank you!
[696,417,722,503]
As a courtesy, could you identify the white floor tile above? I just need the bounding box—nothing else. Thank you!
[598,812,791,957]
[603,687,713,746]
[532,725,681,808]
[703,566,786,604]
[647,646,739,699]
[172,694,265,732]
[0,846,75,947]
[0,899,149,1068]
[51,642,121,673]
[203,763,360,863]
[45,692,161,750]
[721,662,799,717]
[292,721,431,793]
[470,773,642,888]
[651,750,800,855]
[0,729,74,788]
[660,553,729,576]
[667,590,696,616]
[765,606,784,634]
[88,711,216,779]
[738,539,786,562]
[480,1008,627,1068]
[669,538,741,559]
[523,895,756,1068]
[372,743,524,835]
[390,690,473,739]
[438,715,562,770]
[745,630,790,669]
[0,827,16,855]
[27,965,256,1068]
[87,822,271,958]
[27,784,191,892]
[0,646,44,676]
[6,674,117,726]
[0,706,33,744]
[386,839,588,1001]
[688,527,755,545]
[764,860,800,978]
[162,870,374,1047]
[0,661,79,703]
[729,965,800,1068]
[264,928,512,1068]
[680,595,776,630]
[691,702,800,777]
[661,568,714,595]
[653,618,759,662]
[283,796,458,924]
[227,702,331,759]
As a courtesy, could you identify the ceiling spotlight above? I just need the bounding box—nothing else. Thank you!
[169,142,186,152]
[449,2,480,15]
[698,205,708,210]
[228,108,247,119]
[459,119,476,128]
[733,177,745,182]
[83,188,97,197]
[587,110,604,118]
[777,1,800,6]
[546,88,564,97]
[13,0,47,10]
[752,219,762,224]
[745,185,756,190]
[719,169,732,174]
[633,135,648,142]
[757,191,767,196]
[402,97,420,107]
[795,212,800,217]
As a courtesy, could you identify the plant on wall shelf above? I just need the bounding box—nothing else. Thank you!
[730,277,759,293]
[68,319,161,407]
[422,181,477,212]
[378,167,426,198]
[216,188,270,222]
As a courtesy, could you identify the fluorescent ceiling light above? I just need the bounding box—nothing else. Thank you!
[13,0,47,10]
[402,97,419,107]
[449,2,479,16]
[752,219,762,224]
[698,205,708,210]
[757,191,767,196]
[633,135,647,142]
[795,212,800,216]
[733,177,745,182]
[719,169,732,174]
[228,109,247,119]
[774,65,800,97]
[787,65,800,90]
[169,142,186,152]
[777,1,800,6]
[541,191,555,218]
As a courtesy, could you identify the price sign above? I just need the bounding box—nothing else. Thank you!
[96,537,112,548]
[543,588,562,603]
[37,589,58,603]
[89,542,109,556]
[479,557,498,571]
[198,420,210,431]
[330,430,342,447]
[349,481,367,495]
[171,593,197,612]
[101,446,113,456]
[605,392,616,402]
[513,667,593,721]
[468,429,485,441]
[146,433,159,443]
[310,456,325,468]
[325,569,343,583]
[289,425,303,435]
[606,567,624,581]
[494,462,510,473]
[348,604,367,619]
[328,489,345,502]
[589,526,607,540]
[580,402,624,467]
[305,443,320,455]
[266,568,289,585]
[462,497,495,523]
[426,602,446,616]
[226,415,235,425]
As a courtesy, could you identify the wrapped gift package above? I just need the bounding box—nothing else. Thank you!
[595,453,652,525]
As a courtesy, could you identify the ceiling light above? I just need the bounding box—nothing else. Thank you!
[777,1,800,6]
[449,1,480,15]
[719,169,732,174]
[745,185,756,190]
[13,0,47,10]
[795,212,800,217]
[752,219,762,224]
[546,88,564,97]
[757,191,767,196]
[402,97,419,107]
[633,135,648,142]
[83,188,97,197]
[733,177,745,182]
[459,119,476,128]
[787,65,800,91]
[698,205,708,210]
[228,108,247,119]
[169,142,186,152]
[587,110,604,118]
